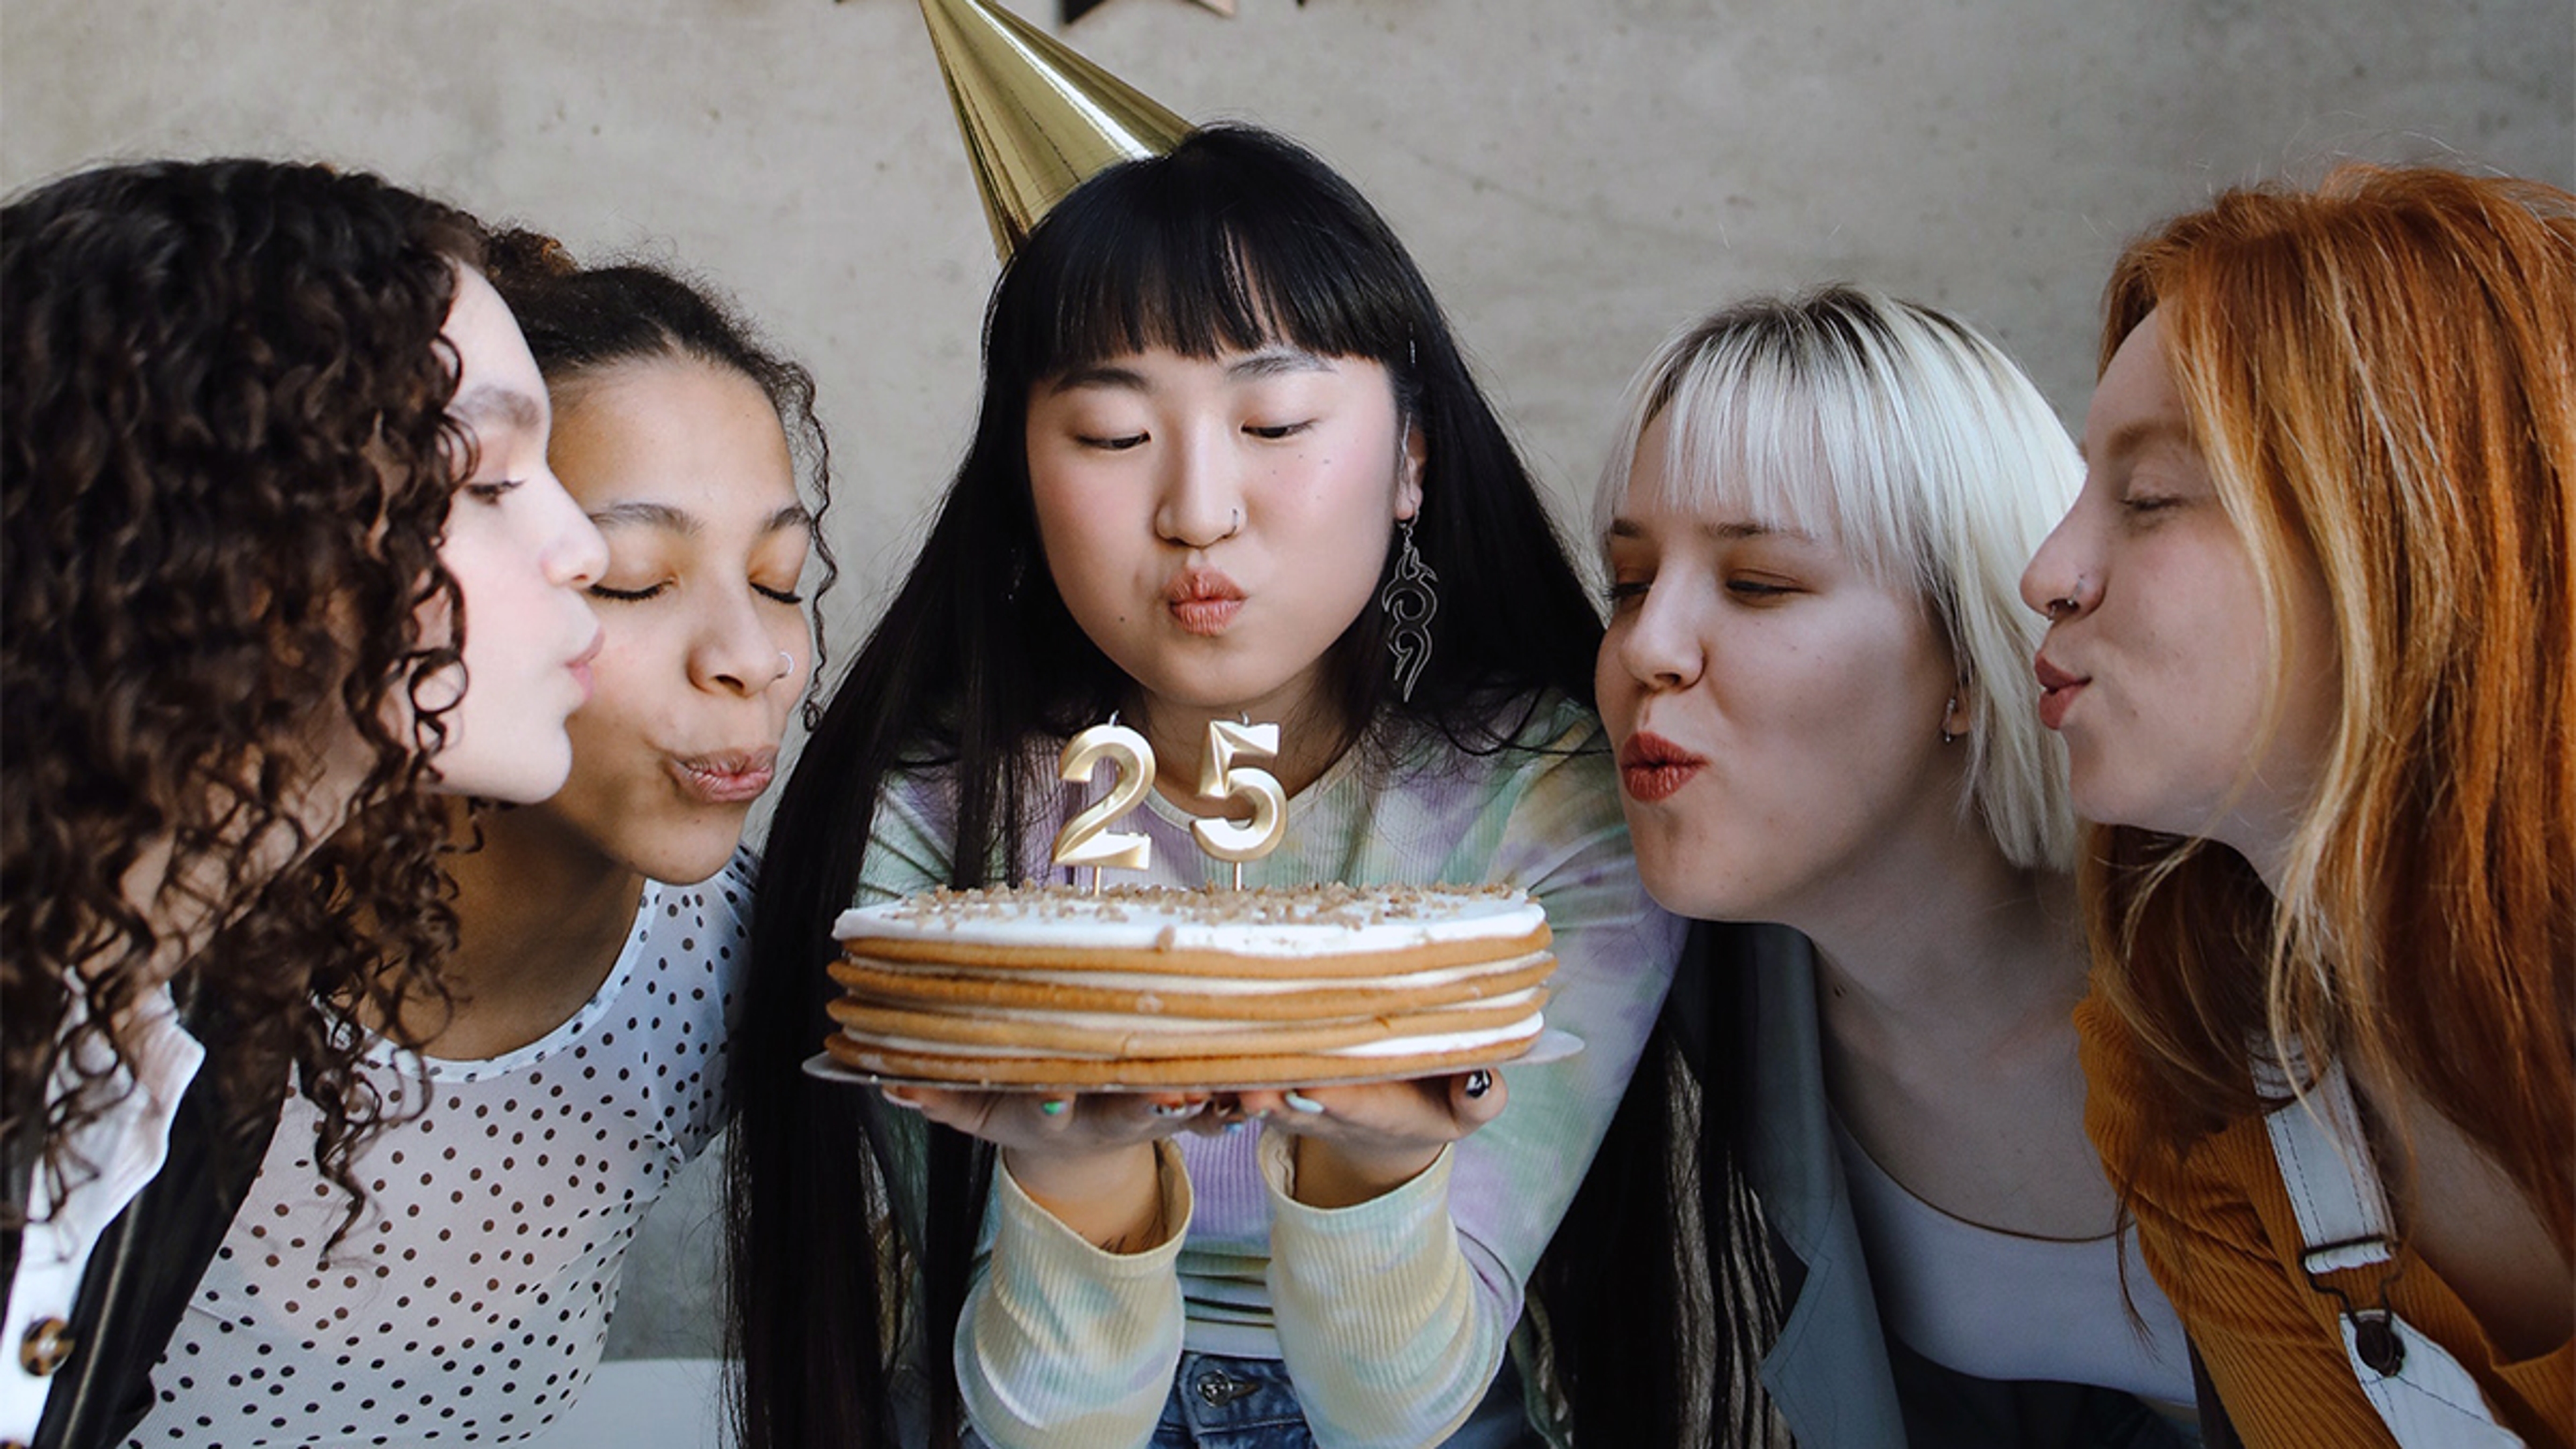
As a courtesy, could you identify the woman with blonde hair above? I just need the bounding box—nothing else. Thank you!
[2023,166,2573,1444]
[1544,286,2195,1447]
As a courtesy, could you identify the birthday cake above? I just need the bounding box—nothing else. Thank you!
[824,882,1555,1087]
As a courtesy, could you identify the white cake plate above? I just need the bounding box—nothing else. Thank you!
[798,1028,1584,1095]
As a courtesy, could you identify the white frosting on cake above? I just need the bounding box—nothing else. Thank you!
[841,949,1554,998]
[847,1011,1546,1063]
[833,883,1543,958]
[850,987,1546,1036]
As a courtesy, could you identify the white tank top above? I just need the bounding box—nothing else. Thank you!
[1831,1112,2196,1407]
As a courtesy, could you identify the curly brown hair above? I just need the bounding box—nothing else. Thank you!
[3,158,486,1230]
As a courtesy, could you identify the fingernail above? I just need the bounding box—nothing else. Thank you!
[1224,1118,1250,1134]
[1150,1101,1199,1119]
[1283,1091,1326,1114]
[1463,1069,1493,1099]
[1038,1098,1069,1116]
[881,1089,923,1111]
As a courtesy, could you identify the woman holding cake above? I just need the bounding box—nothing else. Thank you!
[123,231,833,1446]
[731,124,1681,1448]
[2022,170,2570,1444]
[1544,288,2196,1446]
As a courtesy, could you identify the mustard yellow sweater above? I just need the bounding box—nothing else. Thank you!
[2077,995,2571,1447]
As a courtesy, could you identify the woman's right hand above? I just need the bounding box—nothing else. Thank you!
[881,1086,1212,1252]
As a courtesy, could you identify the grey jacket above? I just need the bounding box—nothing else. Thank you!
[1715,928,2196,1449]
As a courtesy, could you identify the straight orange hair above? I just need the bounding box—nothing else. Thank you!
[2084,165,2575,1246]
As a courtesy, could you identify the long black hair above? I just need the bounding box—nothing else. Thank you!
[725,123,1601,1448]
[1534,932,1788,1446]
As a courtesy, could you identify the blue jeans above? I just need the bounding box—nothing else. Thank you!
[936,1350,1537,1448]
[1142,1351,1537,1449]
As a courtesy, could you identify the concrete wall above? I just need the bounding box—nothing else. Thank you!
[7,0,2570,1376]
[8,0,2568,662]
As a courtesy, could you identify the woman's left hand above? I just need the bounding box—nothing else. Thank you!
[1232,1069,1508,1209]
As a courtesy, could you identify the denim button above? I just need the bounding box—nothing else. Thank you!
[1195,1366,1258,1408]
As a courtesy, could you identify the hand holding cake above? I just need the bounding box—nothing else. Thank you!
[1234,1069,1509,1209]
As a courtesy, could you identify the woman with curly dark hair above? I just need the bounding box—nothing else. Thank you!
[0,157,606,1448]
[127,225,837,1448]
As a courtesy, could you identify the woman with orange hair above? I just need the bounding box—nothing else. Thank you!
[2022,166,2573,1446]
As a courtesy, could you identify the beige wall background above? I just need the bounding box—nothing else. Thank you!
[7,0,2571,1376]
[7,0,2571,664]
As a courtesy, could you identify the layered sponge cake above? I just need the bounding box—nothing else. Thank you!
[826,882,1554,1087]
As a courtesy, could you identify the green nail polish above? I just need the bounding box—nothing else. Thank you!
[1038,1098,1069,1116]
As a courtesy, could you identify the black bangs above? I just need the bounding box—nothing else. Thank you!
[986,125,1421,385]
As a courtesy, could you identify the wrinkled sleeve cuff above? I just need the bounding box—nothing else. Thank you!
[1261,1132,1496,1448]
[959,1140,1193,1449]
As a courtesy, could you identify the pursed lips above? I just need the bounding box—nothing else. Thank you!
[567,627,606,702]
[2034,655,2088,731]
[1165,568,1246,635]
[668,746,777,805]
[1617,729,1708,804]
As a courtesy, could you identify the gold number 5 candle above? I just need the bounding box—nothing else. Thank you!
[1193,719,1287,887]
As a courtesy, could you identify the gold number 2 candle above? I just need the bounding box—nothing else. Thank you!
[1051,723,1156,892]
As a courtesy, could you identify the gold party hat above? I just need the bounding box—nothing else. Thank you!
[918,0,1193,258]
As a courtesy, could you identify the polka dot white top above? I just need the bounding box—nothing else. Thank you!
[125,857,751,1448]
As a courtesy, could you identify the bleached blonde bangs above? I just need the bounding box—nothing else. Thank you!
[1593,286,2084,871]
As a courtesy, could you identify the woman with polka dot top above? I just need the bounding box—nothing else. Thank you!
[125,231,834,1448]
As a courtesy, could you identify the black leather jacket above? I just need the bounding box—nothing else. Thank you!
[2,1008,277,1449]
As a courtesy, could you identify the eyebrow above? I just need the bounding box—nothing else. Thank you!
[449,383,545,435]
[2080,414,2190,465]
[1045,347,1332,396]
[590,500,815,538]
[1224,347,1331,381]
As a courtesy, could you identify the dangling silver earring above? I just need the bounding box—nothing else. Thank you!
[1940,694,1960,745]
[1379,517,1440,702]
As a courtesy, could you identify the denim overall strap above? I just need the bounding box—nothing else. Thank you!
[2257,1056,2522,1448]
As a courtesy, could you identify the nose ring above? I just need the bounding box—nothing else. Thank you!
[1220,506,1243,540]
[775,650,798,682]
[2047,596,2080,618]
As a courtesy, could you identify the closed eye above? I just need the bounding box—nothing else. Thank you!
[1244,420,1313,441]
[464,478,523,503]
[590,581,669,602]
[1079,432,1148,451]
[755,583,805,605]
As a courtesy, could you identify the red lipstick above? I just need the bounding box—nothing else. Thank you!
[670,747,778,806]
[2035,655,2088,731]
[1618,731,1707,804]
[1165,568,1245,636]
